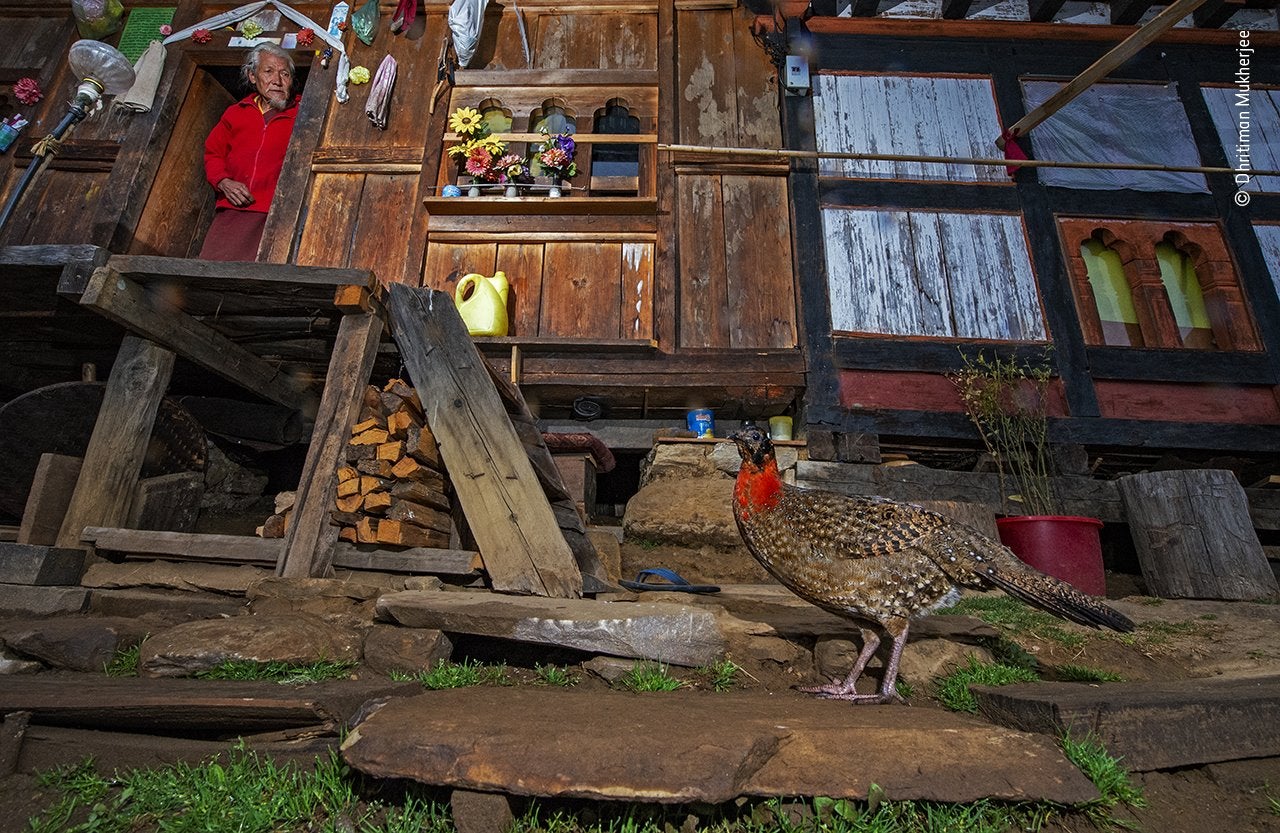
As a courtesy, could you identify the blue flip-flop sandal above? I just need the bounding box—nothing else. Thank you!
[619,567,719,594]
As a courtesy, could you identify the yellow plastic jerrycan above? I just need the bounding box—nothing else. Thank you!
[453,271,510,337]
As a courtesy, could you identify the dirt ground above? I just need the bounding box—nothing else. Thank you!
[2,541,1279,832]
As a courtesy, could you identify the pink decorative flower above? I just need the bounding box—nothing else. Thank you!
[539,147,569,170]
[13,78,41,106]
[465,146,495,180]
[159,23,172,36]
[296,27,315,47]
[192,28,212,43]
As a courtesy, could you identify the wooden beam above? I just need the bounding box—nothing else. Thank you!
[17,454,83,546]
[55,336,175,549]
[1027,0,1068,21]
[80,527,481,575]
[105,255,374,289]
[277,312,384,578]
[1001,0,1214,143]
[79,266,316,414]
[386,284,583,598]
[1110,0,1157,25]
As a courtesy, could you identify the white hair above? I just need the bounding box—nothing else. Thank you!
[241,43,295,92]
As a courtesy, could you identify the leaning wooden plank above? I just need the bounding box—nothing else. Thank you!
[55,336,175,549]
[17,454,83,546]
[79,266,315,414]
[1118,469,1278,600]
[106,255,374,289]
[386,284,582,598]
[278,311,385,579]
[80,528,481,575]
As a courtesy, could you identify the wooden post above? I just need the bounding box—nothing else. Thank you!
[386,284,582,598]
[277,311,384,578]
[17,454,83,545]
[1118,469,1279,600]
[56,336,176,549]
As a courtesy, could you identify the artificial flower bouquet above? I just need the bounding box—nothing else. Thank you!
[446,106,508,184]
[534,127,577,182]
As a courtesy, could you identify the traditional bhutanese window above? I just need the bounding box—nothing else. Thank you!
[1202,86,1280,194]
[478,99,513,133]
[813,74,1007,183]
[1155,240,1216,349]
[1021,81,1208,193]
[822,208,1045,340]
[590,99,641,195]
[1079,238,1143,347]
[531,99,576,137]
[1255,223,1280,300]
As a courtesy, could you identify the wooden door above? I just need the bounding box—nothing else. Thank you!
[127,70,234,257]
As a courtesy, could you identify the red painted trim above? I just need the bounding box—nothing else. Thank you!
[1094,380,1280,424]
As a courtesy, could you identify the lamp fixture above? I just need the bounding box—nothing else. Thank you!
[0,40,136,234]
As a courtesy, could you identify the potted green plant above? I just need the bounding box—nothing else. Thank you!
[951,351,1107,595]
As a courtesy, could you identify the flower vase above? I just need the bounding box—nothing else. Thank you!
[504,184,519,198]
[467,185,481,197]
[548,179,563,198]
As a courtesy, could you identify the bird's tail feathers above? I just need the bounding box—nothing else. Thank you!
[985,567,1135,633]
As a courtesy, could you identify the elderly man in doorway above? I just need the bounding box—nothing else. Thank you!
[199,43,300,261]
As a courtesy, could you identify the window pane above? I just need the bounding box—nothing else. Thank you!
[1155,242,1216,349]
[1203,86,1280,193]
[1021,81,1207,193]
[814,74,1006,182]
[823,208,1045,340]
[1080,239,1143,346]
[1255,223,1280,302]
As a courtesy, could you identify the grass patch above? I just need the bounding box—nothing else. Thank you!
[937,596,1087,648]
[700,659,741,692]
[1054,664,1123,683]
[410,658,511,689]
[934,657,1039,713]
[194,659,357,684]
[28,749,454,833]
[619,661,683,692]
[534,663,578,687]
[1060,733,1146,826]
[103,643,141,677]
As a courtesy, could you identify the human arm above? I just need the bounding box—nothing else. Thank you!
[204,110,253,206]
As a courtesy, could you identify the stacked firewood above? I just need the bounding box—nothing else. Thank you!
[331,379,453,548]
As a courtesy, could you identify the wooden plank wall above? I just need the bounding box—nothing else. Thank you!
[673,5,796,350]
[292,6,453,283]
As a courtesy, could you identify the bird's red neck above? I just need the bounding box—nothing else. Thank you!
[735,456,783,515]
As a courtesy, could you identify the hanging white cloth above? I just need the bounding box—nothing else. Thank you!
[448,0,488,68]
[163,0,351,103]
[114,40,166,113]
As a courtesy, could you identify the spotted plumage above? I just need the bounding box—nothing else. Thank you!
[730,425,1134,704]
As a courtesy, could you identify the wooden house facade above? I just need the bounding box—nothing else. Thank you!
[2,0,1280,472]
[0,0,800,430]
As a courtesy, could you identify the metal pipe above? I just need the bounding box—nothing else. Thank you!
[0,102,88,235]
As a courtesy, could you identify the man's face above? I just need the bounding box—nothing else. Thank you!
[251,53,292,109]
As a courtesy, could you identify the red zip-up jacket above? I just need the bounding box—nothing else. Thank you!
[203,94,300,213]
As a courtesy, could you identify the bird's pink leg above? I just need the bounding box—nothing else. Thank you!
[798,628,882,700]
[800,621,910,705]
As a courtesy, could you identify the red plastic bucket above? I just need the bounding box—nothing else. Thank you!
[995,515,1106,596]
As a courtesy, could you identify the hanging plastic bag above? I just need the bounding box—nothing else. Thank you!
[351,0,379,45]
[448,0,488,67]
[71,0,124,40]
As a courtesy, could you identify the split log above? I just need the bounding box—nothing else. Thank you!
[1118,469,1278,600]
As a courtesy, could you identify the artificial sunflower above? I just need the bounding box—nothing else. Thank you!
[449,107,485,136]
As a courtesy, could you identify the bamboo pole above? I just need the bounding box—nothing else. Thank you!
[999,0,1213,145]
[657,142,1280,178]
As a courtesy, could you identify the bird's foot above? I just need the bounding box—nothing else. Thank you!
[797,680,905,705]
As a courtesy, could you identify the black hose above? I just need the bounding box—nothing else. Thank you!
[0,103,87,234]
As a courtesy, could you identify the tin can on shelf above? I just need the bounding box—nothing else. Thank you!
[686,408,714,438]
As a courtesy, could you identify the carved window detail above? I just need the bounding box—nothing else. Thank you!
[1059,219,1261,351]
[590,98,641,195]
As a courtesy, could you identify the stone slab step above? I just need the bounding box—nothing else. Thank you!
[0,675,413,735]
[0,543,86,586]
[341,688,1097,805]
[973,674,1280,771]
[376,590,725,667]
